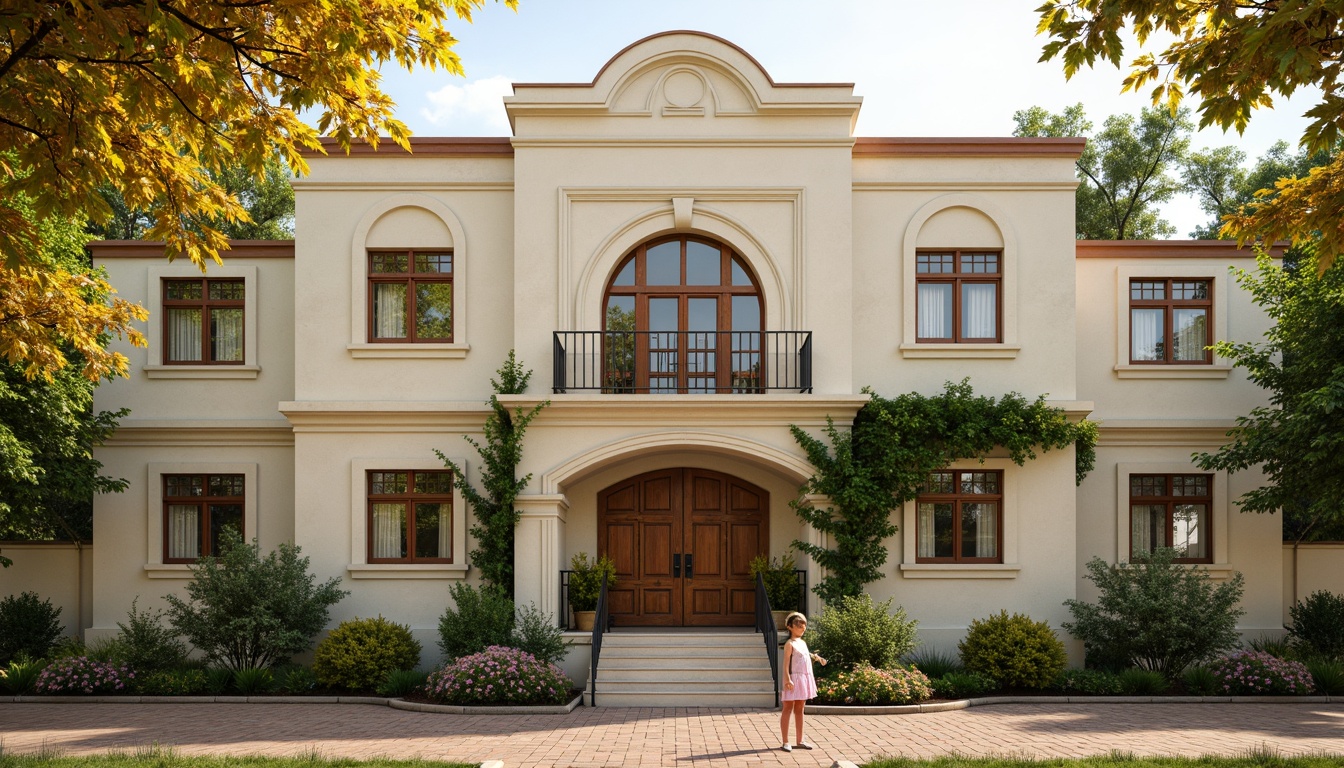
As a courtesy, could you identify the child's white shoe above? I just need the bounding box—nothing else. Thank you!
[780,743,792,752]
[794,741,815,750]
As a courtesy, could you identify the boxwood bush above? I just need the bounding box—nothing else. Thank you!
[958,610,1067,689]
[0,591,64,665]
[1287,590,1344,660]
[808,594,918,671]
[313,616,422,691]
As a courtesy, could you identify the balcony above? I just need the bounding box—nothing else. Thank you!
[553,331,812,394]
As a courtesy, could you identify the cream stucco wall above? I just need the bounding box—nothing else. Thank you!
[1283,543,1344,626]
[0,543,93,639]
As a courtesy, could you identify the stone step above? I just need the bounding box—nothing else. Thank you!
[601,632,760,647]
[599,667,770,682]
[586,690,777,708]
[593,678,775,694]
[601,646,764,660]
[600,656,770,670]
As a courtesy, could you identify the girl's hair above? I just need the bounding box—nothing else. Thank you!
[785,611,807,628]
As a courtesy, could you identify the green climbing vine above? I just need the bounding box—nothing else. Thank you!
[791,379,1097,603]
[437,351,548,598]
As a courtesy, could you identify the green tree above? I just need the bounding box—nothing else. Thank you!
[1183,142,1333,239]
[1035,0,1344,268]
[1195,249,1344,542]
[1014,103,1192,239]
[0,206,132,565]
[1,0,516,378]
[437,352,547,596]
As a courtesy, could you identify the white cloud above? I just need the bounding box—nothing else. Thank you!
[419,75,514,135]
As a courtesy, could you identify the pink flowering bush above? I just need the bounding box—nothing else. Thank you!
[814,663,932,705]
[35,656,134,695]
[1206,650,1314,695]
[424,645,570,706]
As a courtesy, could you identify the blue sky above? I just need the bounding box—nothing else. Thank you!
[373,0,1320,238]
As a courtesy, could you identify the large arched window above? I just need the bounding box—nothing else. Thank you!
[603,235,763,393]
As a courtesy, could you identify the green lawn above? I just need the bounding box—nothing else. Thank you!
[863,754,1344,768]
[0,753,476,768]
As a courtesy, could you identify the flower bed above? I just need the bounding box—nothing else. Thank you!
[35,657,135,695]
[423,646,570,706]
[1205,651,1314,696]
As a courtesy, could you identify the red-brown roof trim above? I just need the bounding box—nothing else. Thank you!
[513,30,854,90]
[90,240,295,259]
[1075,240,1287,259]
[299,137,514,158]
[853,137,1087,158]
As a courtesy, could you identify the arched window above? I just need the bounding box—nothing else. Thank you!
[603,236,763,393]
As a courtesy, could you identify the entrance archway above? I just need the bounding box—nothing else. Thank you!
[598,468,768,627]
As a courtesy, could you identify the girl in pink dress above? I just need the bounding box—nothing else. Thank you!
[779,611,824,752]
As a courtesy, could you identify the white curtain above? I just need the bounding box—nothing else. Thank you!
[167,309,202,362]
[1131,504,1159,555]
[917,284,950,338]
[438,504,451,558]
[916,503,936,558]
[961,284,997,339]
[1173,503,1207,558]
[212,308,243,362]
[969,502,998,558]
[1131,309,1163,361]
[372,503,405,559]
[373,284,406,339]
[1172,309,1207,361]
[168,504,199,559]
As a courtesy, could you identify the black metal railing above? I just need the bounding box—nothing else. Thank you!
[791,569,808,616]
[558,570,574,630]
[755,572,781,707]
[589,573,610,707]
[553,330,812,394]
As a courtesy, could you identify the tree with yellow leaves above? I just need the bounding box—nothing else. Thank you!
[1035,0,1344,266]
[1,0,514,381]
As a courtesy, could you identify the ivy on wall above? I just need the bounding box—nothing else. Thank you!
[438,351,548,598]
[791,379,1098,603]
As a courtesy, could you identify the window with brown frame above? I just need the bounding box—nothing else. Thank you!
[368,250,453,342]
[1130,474,1212,563]
[603,236,763,393]
[1130,278,1212,363]
[915,470,1002,563]
[163,474,244,563]
[915,250,1001,342]
[162,278,244,363]
[367,470,453,563]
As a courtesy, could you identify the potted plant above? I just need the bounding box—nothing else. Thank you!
[749,553,801,629]
[569,552,617,632]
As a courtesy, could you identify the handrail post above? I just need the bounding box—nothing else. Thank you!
[755,572,780,707]
[589,572,609,707]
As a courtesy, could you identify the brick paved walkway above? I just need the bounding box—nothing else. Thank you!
[2,702,1343,767]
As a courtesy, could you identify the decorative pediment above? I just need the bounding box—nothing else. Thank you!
[505,31,861,138]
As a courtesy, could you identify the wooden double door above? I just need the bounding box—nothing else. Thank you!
[598,468,768,626]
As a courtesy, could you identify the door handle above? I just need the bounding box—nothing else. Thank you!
[685,553,693,580]
[673,553,681,578]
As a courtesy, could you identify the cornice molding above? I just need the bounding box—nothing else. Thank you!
[1096,420,1237,447]
[279,401,492,432]
[90,241,294,259]
[853,137,1086,158]
[498,394,869,427]
[105,420,293,447]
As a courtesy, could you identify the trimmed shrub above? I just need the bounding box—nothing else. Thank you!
[377,669,428,697]
[313,616,422,691]
[930,671,998,699]
[2,658,45,694]
[424,645,570,706]
[1063,548,1245,676]
[1206,650,1314,695]
[958,611,1067,689]
[511,604,567,666]
[112,598,188,674]
[0,591,64,665]
[276,665,318,694]
[438,583,514,661]
[808,594,919,671]
[1052,668,1122,695]
[1287,590,1344,660]
[814,663,932,706]
[905,648,962,679]
[1182,665,1219,696]
[135,669,209,696]
[1117,668,1169,695]
[165,530,349,670]
[35,656,134,695]
[1307,658,1344,695]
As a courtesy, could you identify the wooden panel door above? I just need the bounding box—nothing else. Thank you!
[598,468,767,627]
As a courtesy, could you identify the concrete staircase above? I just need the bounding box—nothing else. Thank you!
[585,630,777,707]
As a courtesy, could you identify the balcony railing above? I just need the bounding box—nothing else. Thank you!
[553,330,812,394]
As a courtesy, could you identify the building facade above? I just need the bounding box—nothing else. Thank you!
[88,32,1282,679]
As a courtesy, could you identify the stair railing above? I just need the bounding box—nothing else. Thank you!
[754,572,780,707]
[589,572,610,707]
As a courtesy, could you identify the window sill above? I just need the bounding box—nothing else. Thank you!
[898,563,1021,579]
[144,365,261,380]
[346,563,469,579]
[347,343,470,359]
[1113,364,1232,379]
[899,344,1020,360]
[144,564,196,579]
